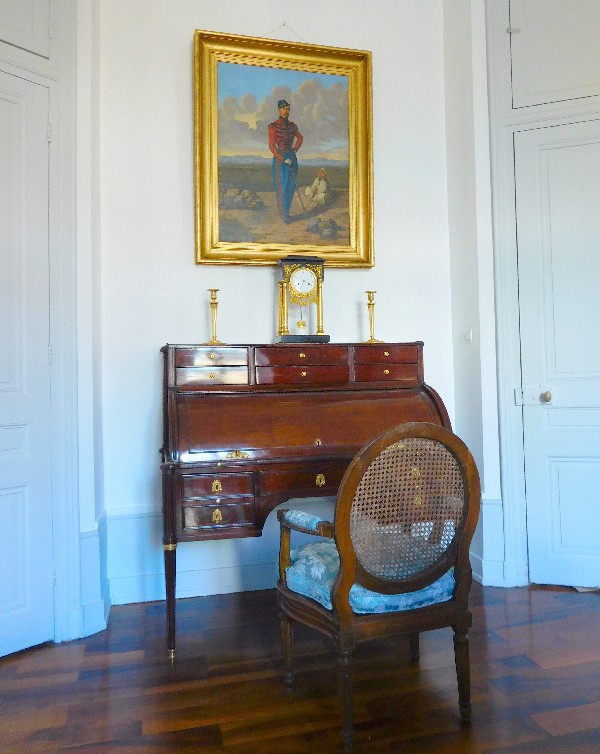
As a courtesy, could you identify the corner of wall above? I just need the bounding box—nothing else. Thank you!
[80,525,110,636]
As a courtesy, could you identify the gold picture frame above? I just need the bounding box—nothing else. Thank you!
[193,29,373,267]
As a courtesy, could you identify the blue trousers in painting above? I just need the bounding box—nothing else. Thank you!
[272,151,298,224]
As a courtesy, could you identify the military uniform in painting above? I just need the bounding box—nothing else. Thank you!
[268,99,303,224]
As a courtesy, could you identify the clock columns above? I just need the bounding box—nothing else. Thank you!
[278,279,290,337]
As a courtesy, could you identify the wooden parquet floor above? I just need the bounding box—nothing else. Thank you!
[1,583,600,753]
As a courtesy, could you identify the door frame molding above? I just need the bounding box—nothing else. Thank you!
[1,0,82,642]
[486,1,600,586]
[49,0,82,640]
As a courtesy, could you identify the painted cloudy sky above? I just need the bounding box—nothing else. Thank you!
[217,62,349,161]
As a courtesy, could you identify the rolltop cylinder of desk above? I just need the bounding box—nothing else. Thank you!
[160,342,451,655]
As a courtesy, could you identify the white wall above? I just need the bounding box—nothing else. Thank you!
[97,0,457,603]
[442,0,502,583]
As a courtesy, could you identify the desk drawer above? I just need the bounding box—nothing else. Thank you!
[182,473,253,498]
[182,500,254,530]
[255,345,348,366]
[353,344,420,364]
[354,363,417,383]
[176,366,249,386]
[259,461,348,495]
[175,347,248,367]
[255,365,349,385]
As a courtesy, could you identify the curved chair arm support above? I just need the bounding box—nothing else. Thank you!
[277,508,334,583]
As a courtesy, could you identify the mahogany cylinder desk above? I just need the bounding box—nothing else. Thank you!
[160,342,450,655]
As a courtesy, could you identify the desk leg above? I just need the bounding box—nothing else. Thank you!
[164,542,177,658]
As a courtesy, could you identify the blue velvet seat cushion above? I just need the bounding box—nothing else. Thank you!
[286,540,454,614]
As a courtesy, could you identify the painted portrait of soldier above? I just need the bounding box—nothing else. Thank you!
[217,62,350,245]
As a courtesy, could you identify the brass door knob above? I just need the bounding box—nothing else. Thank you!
[542,390,552,403]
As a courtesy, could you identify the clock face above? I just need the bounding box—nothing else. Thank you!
[290,267,317,294]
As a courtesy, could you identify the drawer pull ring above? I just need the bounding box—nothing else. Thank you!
[316,473,326,487]
[299,352,306,358]
[212,508,223,524]
[209,353,216,360]
[226,449,249,459]
[301,371,307,377]
[212,479,222,493]
[384,369,390,375]
[384,351,390,357]
[209,373,216,379]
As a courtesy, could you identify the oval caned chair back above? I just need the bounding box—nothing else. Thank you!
[350,435,466,585]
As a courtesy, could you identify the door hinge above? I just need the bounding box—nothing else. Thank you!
[47,121,52,143]
[506,27,521,35]
[47,342,53,364]
[514,388,523,406]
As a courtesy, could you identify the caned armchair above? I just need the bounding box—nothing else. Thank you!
[276,422,481,751]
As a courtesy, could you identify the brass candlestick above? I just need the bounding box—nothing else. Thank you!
[204,288,224,345]
[364,290,383,343]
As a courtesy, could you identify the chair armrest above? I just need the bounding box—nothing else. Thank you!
[277,508,334,584]
[277,508,334,538]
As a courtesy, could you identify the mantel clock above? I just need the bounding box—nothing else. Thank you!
[277,256,329,343]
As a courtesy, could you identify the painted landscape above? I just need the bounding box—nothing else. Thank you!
[218,157,349,245]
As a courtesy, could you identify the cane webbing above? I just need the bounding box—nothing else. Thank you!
[350,437,465,581]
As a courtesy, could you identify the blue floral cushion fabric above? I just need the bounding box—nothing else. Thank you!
[283,509,328,532]
[285,540,454,614]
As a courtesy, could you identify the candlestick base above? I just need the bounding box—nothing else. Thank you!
[364,336,384,344]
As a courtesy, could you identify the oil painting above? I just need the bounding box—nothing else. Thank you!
[194,30,373,267]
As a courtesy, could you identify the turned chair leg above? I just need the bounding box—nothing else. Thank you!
[338,649,354,752]
[453,627,471,721]
[409,631,420,661]
[279,612,294,687]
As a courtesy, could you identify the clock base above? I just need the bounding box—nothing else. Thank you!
[278,334,331,343]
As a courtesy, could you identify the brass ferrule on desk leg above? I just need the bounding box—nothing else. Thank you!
[163,543,177,552]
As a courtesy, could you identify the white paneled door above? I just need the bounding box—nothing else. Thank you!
[0,70,54,655]
[515,120,600,587]
[0,0,50,58]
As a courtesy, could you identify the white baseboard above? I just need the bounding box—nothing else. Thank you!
[470,497,529,587]
[104,498,526,606]
[471,551,509,586]
[109,560,279,605]
[104,499,334,606]
[79,527,109,636]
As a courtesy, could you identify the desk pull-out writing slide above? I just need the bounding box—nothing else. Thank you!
[160,342,450,655]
